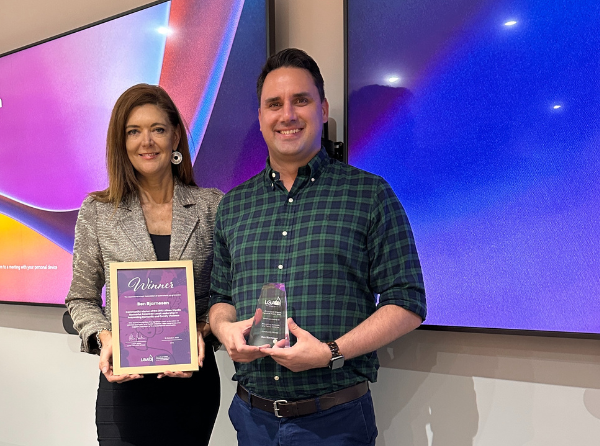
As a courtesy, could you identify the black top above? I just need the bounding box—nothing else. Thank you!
[149,234,170,261]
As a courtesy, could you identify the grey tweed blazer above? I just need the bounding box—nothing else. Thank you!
[65,181,223,354]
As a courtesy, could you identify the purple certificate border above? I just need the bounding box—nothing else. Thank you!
[115,266,192,369]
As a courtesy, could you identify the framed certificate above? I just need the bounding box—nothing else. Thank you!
[109,260,198,375]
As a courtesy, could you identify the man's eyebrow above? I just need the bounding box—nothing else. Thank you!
[263,92,312,103]
[292,92,311,98]
[263,96,282,104]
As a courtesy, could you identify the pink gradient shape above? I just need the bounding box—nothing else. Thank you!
[0,5,170,211]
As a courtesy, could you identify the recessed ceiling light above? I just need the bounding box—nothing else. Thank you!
[157,27,173,35]
[504,20,518,26]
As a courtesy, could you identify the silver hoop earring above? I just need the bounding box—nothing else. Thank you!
[171,151,183,165]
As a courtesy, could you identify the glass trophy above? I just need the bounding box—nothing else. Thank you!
[247,283,290,347]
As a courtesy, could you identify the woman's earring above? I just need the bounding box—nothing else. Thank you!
[171,151,183,165]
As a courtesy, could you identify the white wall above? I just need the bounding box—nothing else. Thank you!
[1,1,599,445]
[273,0,345,143]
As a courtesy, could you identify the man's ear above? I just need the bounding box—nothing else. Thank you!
[258,108,262,131]
[321,98,329,123]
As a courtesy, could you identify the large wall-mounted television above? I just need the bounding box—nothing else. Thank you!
[346,0,600,336]
[0,0,271,306]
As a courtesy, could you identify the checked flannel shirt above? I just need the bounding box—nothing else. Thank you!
[210,148,426,400]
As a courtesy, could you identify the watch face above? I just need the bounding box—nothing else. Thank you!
[330,355,344,370]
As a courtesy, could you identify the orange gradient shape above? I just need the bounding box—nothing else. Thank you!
[0,214,73,304]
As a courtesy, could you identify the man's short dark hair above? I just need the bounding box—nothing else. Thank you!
[256,48,325,103]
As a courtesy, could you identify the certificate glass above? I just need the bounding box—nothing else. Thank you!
[109,260,198,375]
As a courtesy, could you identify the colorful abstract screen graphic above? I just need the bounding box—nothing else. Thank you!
[347,0,600,335]
[0,0,269,305]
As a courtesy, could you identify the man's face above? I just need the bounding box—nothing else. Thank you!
[258,67,329,165]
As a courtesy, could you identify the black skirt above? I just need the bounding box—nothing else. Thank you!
[96,347,220,446]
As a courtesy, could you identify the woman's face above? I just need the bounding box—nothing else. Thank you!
[125,104,180,182]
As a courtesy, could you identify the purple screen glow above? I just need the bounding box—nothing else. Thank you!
[0,0,268,305]
[347,0,600,335]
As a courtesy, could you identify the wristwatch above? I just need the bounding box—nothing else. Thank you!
[326,341,344,370]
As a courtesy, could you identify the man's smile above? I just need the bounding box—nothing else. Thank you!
[278,128,302,135]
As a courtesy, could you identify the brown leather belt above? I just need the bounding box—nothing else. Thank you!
[236,381,369,418]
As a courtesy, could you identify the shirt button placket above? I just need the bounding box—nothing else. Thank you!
[280,194,295,280]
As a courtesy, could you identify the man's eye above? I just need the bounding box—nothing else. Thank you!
[296,97,308,104]
[268,102,281,108]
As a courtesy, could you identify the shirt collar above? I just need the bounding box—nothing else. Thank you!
[264,147,330,188]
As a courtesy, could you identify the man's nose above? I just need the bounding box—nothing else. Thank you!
[281,101,297,122]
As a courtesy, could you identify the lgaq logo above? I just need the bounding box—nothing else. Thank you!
[265,296,282,307]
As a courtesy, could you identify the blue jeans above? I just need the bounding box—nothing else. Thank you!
[228,389,378,446]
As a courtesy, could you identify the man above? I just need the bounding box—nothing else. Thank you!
[209,48,426,446]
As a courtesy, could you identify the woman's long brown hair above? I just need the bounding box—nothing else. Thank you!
[91,84,196,206]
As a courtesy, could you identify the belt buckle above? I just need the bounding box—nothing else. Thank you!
[273,399,288,418]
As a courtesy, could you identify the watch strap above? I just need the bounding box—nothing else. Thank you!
[326,341,344,369]
[326,341,341,358]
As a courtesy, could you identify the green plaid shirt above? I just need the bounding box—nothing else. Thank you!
[210,148,426,400]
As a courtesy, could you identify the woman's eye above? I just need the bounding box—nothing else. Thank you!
[154,127,166,134]
[127,129,138,136]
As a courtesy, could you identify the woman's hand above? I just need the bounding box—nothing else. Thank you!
[197,320,211,368]
[157,321,209,379]
[98,330,143,383]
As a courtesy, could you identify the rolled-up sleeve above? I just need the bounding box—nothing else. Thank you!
[368,180,427,321]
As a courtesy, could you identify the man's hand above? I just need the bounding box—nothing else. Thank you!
[260,318,331,372]
[210,303,268,363]
[98,330,143,383]
[219,316,269,363]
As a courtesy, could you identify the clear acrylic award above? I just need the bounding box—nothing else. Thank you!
[247,283,290,347]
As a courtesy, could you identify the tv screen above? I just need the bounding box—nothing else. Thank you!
[346,0,600,335]
[0,0,270,305]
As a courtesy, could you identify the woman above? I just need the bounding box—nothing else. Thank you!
[66,84,222,445]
